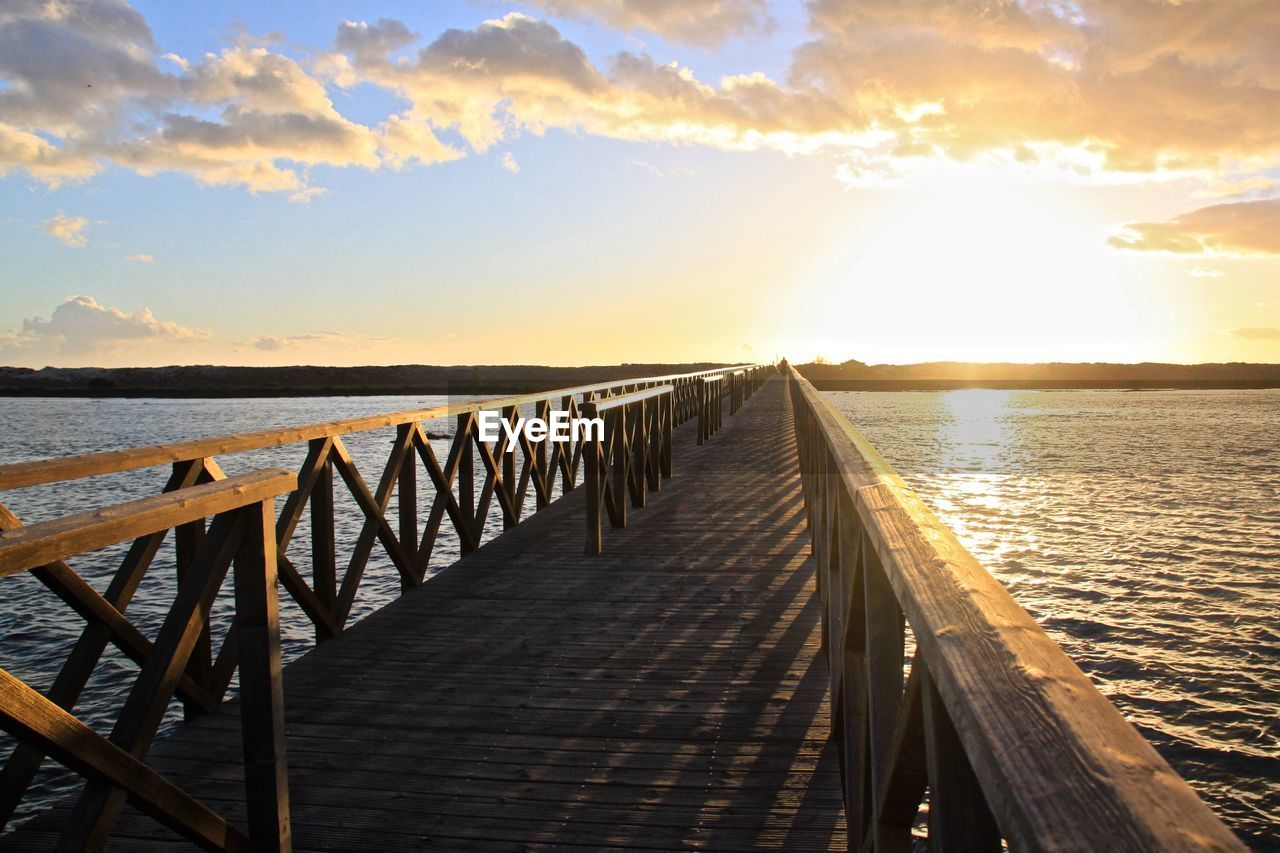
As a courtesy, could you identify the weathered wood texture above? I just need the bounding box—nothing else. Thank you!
[4,377,844,851]
[786,367,1243,851]
[582,385,675,554]
[0,472,297,852]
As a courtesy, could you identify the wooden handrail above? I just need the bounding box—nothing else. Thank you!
[784,366,1243,850]
[0,470,296,577]
[0,366,765,491]
[0,468,293,850]
[591,384,674,412]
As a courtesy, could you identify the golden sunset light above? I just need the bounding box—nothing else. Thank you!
[0,2,1276,850]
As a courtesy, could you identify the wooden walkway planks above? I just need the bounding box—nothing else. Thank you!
[6,379,846,850]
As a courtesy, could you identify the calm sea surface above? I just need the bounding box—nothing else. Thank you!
[827,389,1278,847]
[0,391,1277,845]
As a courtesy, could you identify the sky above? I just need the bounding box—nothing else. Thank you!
[1,0,1278,368]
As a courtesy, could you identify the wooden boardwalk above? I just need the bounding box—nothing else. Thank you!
[5,379,846,850]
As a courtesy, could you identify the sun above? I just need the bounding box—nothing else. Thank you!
[801,184,1174,364]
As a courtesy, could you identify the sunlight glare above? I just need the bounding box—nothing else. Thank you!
[805,186,1165,364]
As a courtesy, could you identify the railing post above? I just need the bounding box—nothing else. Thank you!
[921,665,1001,850]
[696,378,708,445]
[535,400,551,509]
[629,399,647,508]
[457,413,475,553]
[309,439,338,641]
[719,379,725,432]
[560,395,576,493]
[610,407,628,529]
[235,500,292,852]
[501,405,518,530]
[582,402,603,555]
[173,461,211,722]
[661,392,673,478]
[645,394,662,491]
[396,423,418,583]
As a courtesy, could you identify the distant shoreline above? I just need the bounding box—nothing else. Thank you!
[2,361,1278,397]
[3,380,1280,398]
[812,379,1280,391]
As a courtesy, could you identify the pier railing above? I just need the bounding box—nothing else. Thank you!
[0,363,769,847]
[0,469,296,851]
[785,366,1242,850]
[582,385,674,554]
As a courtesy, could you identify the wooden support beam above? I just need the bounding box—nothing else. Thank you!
[0,668,252,853]
[234,501,292,852]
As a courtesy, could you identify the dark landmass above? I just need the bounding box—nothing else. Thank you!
[799,360,1280,390]
[0,363,736,398]
[1,360,1279,397]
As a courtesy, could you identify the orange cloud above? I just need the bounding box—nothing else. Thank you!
[1108,200,1280,255]
[335,13,860,157]
[795,0,1280,182]
[519,0,772,45]
[42,212,89,247]
[2,1,1278,195]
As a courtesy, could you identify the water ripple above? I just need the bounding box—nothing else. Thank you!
[829,388,1279,848]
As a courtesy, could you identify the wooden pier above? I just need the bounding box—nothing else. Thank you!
[0,368,1244,850]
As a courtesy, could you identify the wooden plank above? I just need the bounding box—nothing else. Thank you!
[0,470,297,577]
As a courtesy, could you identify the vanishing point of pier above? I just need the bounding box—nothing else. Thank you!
[0,369,1243,850]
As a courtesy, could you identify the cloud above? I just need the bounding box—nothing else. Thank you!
[518,0,772,46]
[0,3,393,193]
[335,13,859,158]
[333,18,416,64]
[1108,200,1280,255]
[498,152,520,173]
[252,331,391,351]
[1193,176,1279,200]
[42,212,89,247]
[1233,327,1280,340]
[3,0,1279,198]
[125,252,154,262]
[253,336,287,351]
[1187,267,1224,279]
[0,297,403,366]
[287,187,329,204]
[0,295,209,357]
[628,159,694,178]
[794,0,1280,180]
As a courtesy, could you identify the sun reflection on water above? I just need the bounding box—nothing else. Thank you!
[827,388,1280,844]
[930,391,1040,571]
